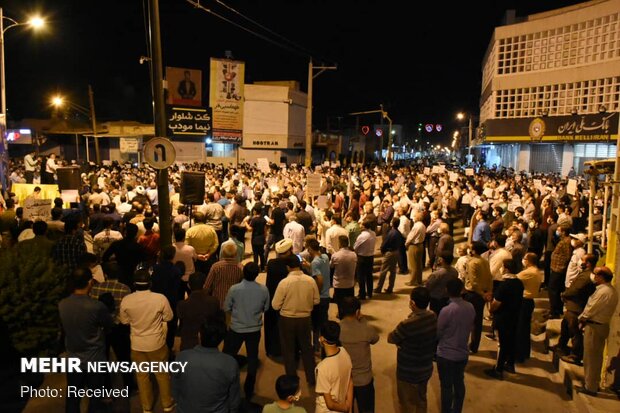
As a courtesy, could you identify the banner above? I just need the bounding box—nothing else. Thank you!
[166,67,202,107]
[209,58,244,144]
[23,198,52,221]
[166,106,212,137]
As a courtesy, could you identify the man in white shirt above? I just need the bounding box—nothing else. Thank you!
[173,227,197,289]
[93,217,123,258]
[577,266,619,396]
[272,256,320,385]
[315,320,353,413]
[325,214,349,255]
[44,153,58,184]
[120,270,175,413]
[282,216,305,254]
[565,233,587,288]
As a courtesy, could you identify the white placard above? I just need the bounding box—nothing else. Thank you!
[316,195,328,210]
[438,165,446,173]
[465,168,474,176]
[432,166,441,174]
[424,167,430,175]
[60,190,79,205]
[533,179,543,191]
[257,158,270,173]
[483,188,494,198]
[449,172,458,182]
[323,161,330,167]
[567,179,577,196]
[307,173,322,197]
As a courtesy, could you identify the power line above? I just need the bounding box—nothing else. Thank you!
[210,0,316,58]
[185,0,308,58]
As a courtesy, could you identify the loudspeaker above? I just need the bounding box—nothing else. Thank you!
[56,166,81,190]
[180,171,206,205]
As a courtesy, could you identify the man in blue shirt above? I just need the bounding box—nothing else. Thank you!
[472,210,491,244]
[436,278,475,413]
[223,262,270,401]
[173,314,241,413]
[304,237,331,352]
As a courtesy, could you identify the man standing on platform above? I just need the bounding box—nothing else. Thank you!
[575,266,618,396]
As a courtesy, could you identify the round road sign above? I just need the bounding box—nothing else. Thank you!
[143,137,176,169]
[375,129,383,137]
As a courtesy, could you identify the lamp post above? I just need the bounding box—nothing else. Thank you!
[51,93,98,162]
[0,9,44,194]
[305,59,337,167]
[457,112,475,162]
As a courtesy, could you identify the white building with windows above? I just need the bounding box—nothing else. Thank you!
[477,0,619,174]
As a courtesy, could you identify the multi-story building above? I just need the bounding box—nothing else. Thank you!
[477,0,619,174]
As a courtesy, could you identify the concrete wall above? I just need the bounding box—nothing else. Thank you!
[518,144,531,172]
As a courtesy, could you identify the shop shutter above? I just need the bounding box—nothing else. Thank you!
[530,144,563,173]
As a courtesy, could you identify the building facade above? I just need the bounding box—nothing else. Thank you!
[478,0,620,174]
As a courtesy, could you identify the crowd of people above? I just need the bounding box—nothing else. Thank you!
[1,153,618,412]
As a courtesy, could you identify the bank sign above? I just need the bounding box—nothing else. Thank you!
[481,112,618,143]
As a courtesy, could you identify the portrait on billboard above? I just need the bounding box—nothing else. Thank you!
[166,67,202,107]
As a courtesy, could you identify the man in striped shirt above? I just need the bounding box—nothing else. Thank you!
[388,287,437,413]
[204,242,243,309]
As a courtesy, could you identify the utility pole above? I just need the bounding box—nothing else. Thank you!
[305,59,337,167]
[148,0,172,247]
[88,85,100,164]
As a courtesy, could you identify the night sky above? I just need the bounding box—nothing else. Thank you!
[3,0,585,144]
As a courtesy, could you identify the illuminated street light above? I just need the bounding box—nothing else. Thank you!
[51,95,64,108]
[456,111,475,158]
[1,8,46,193]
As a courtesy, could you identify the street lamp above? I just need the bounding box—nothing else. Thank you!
[0,9,45,193]
[456,111,475,161]
[50,86,101,163]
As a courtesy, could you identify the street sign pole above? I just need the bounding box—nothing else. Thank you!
[147,0,172,247]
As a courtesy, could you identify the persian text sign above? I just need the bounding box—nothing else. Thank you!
[209,58,245,144]
[166,106,212,137]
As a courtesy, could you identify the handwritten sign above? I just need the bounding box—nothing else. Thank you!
[465,168,474,176]
[567,179,577,196]
[166,106,213,137]
[449,172,458,182]
[307,173,322,198]
[23,198,52,221]
[432,166,441,174]
[257,158,270,173]
[316,195,328,210]
[423,167,430,175]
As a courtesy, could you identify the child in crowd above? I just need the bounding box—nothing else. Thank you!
[262,375,307,413]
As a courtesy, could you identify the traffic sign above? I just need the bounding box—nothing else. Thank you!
[143,137,176,169]
[375,129,383,137]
